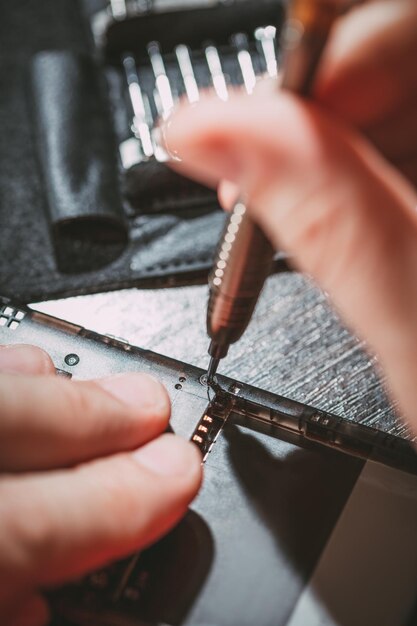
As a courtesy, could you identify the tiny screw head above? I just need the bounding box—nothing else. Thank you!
[65,353,80,367]
[175,383,182,390]
[200,374,218,387]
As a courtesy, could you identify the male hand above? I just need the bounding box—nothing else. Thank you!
[0,344,202,626]
[164,0,417,427]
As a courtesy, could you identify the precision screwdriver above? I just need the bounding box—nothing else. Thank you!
[206,0,350,384]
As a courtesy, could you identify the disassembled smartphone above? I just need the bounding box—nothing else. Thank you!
[1,297,417,626]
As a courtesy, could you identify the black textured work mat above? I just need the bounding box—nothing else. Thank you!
[0,0,288,303]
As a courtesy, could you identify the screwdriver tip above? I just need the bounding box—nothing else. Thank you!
[207,357,220,385]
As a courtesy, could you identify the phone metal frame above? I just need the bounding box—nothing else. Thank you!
[0,296,416,474]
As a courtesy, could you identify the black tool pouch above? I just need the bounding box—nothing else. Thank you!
[0,0,288,302]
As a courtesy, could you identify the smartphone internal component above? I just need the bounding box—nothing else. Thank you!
[191,390,234,460]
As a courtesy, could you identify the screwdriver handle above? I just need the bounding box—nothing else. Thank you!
[207,203,274,358]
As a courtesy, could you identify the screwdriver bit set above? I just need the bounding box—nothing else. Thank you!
[118,27,278,168]
[89,0,284,214]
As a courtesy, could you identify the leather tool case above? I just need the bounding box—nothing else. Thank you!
[0,0,287,303]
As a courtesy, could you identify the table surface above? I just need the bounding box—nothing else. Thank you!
[34,270,410,440]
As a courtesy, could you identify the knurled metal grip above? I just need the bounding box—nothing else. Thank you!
[207,201,275,346]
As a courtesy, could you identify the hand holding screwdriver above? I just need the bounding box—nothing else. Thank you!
[164,0,417,426]
[206,0,348,382]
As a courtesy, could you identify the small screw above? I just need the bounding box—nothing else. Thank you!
[200,374,218,386]
[65,354,80,367]
[179,376,186,383]
[175,383,182,390]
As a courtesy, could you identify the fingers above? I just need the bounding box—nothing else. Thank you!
[0,345,55,376]
[0,434,202,596]
[315,0,417,127]
[0,372,170,472]
[314,0,417,189]
[164,91,417,425]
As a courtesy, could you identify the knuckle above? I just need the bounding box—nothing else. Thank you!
[62,381,111,437]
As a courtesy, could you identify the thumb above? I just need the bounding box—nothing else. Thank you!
[164,90,417,427]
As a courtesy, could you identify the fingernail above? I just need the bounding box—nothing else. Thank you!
[0,344,53,375]
[157,117,182,162]
[133,434,202,477]
[157,98,201,162]
[96,373,170,417]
